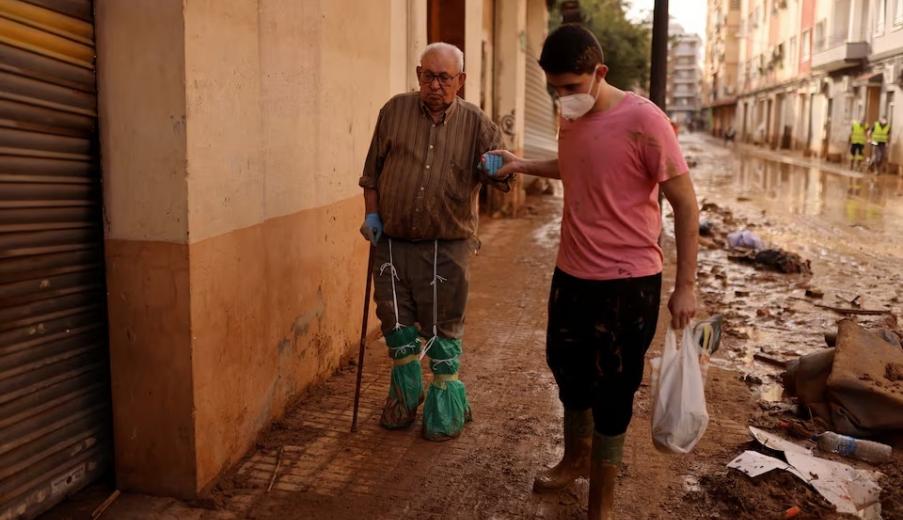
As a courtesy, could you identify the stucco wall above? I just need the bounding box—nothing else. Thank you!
[97,0,188,243]
[98,0,416,496]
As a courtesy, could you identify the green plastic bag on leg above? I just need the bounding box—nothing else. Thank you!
[422,337,472,441]
[380,326,424,429]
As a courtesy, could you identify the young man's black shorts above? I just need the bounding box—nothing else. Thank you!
[546,268,662,436]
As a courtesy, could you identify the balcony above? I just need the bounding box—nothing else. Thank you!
[812,40,869,72]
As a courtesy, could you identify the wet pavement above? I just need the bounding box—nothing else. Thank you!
[681,134,903,391]
[44,134,903,520]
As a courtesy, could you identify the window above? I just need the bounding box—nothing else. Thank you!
[876,0,887,35]
[896,0,903,26]
[801,30,812,61]
[789,36,798,69]
[814,21,826,52]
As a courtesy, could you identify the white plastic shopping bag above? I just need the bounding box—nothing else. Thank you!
[650,326,709,454]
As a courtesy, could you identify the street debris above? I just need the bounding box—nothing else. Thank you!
[728,248,812,274]
[887,362,903,382]
[727,426,884,517]
[805,288,825,299]
[91,490,121,520]
[749,426,812,455]
[728,450,804,479]
[807,302,894,316]
[783,320,903,437]
[816,431,893,465]
[267,447,284,493]
[727,229,764,250]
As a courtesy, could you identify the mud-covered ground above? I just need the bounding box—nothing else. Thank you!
[46,135,902,519]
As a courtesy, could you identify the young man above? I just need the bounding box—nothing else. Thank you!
[494,25,699,519]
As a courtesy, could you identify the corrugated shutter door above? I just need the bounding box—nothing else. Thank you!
[0,1,110,519]
[523,53,557,160]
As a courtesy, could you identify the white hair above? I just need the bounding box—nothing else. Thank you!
[420,42,464,72]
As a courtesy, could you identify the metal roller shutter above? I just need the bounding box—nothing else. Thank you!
[523,51,557,160]
[0,1,110,518]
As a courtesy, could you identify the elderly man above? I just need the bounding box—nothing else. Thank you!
[359,43,509,441]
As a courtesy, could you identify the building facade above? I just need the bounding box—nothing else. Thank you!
[705,0,903,171]
[667,22,705,127]
[703,0,742,136]
[0,0,557,517]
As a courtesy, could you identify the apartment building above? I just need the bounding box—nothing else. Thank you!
[668,23,704,127]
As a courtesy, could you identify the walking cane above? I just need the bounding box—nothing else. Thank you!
[351,246,376,433]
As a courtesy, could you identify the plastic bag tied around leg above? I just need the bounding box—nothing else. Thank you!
[423,336,472,441]
[380,326,423,429]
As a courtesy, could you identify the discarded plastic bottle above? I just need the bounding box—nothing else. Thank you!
[816,431,892,464]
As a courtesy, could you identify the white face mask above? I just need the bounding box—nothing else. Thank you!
[559,67,601,121]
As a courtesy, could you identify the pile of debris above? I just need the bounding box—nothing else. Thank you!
[783,320,903,438]
[718,320,903,518]
[698,201,811,275]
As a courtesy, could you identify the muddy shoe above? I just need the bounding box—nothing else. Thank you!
[533,436,591,491]
[533,409,593,492]
[694,315,723,355]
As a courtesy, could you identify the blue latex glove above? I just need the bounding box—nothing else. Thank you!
[481,152,504,177]
[360,212,383,245]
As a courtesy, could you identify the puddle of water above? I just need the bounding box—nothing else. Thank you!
[683,135,903,383]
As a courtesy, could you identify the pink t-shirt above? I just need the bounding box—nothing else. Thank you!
[556,92,688,281]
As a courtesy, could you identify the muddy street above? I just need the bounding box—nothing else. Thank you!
[47,137,903,520]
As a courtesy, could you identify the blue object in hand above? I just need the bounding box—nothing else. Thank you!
[362,212,383,245]
[482,152,503,177]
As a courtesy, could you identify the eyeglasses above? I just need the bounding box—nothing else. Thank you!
[417,70,461,87]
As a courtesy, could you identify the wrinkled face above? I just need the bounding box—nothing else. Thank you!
[544,65,608,99]
[417,50,465,113]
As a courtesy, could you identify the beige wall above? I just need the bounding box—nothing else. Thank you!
[464,0,484,106]
[96,0,188,243]
[183,0,397,243]
[98,0,415,497]
[495,0,527,152]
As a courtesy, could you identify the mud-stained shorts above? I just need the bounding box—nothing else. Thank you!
[546,268,662,436]
[373,237,476,339]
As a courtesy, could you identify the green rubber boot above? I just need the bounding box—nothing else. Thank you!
[422,337,472,441]
[379,326,424,430]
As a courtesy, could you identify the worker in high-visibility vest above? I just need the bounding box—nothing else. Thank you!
[850,118,867,170]
[869,116,891,173]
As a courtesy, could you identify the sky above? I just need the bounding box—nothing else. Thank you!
[627,0,708,42]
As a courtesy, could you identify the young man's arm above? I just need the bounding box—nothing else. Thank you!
[493,150,561,179]
[661,174,699,329]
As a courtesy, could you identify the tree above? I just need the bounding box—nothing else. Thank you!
[550,0,651,91]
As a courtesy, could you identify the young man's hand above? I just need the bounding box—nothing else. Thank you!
[490,149,523,178]
[668,284,697,329]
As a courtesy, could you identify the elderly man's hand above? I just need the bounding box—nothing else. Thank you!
[360,213,383,246]
[490,149,523,178]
